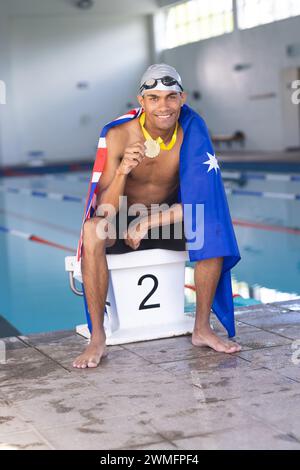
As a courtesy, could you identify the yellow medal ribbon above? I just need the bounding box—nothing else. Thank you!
[139,112,178,151]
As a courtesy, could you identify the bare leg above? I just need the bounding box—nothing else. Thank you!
[192,257,241,353]
[73,217,114,368]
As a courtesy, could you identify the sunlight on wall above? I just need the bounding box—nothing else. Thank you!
[237,0,300,30]
[165,0,233,49]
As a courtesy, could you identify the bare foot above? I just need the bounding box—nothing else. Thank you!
[192,326,242,354]
[73,336,107,369]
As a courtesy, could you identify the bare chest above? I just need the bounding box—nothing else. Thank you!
[130,149,179,186]
[126,126,183,186]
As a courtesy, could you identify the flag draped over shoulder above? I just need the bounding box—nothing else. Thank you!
[76,107,143,261]
[178,105,241,337]
[77,104,241,338]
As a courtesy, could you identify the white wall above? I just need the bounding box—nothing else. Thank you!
[0,2,19,166]
[0,1,155,166]
[159,15,300,152]
[3,1,300,163]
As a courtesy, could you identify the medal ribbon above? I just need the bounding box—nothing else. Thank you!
[139,112,178,151]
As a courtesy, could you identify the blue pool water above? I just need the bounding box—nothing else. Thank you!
[0,170,299,335]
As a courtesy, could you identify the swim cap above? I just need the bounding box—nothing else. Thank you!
[139,63,183,96]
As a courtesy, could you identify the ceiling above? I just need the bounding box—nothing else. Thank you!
[0,0,176,17]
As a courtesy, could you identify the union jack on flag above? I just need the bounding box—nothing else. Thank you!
[76,107,144,262]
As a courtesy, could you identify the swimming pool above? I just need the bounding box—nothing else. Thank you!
[0,169,299,335]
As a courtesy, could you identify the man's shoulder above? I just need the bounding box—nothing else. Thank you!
[106,116,140,146]
[106,118,137,139]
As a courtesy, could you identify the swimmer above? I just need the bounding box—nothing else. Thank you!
[73,64,241,369]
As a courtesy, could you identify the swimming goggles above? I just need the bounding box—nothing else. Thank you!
[139,75,183,94]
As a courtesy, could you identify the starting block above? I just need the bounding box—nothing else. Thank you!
[65,249,195,345]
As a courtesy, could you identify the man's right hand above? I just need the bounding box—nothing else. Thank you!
[117,142,145,176]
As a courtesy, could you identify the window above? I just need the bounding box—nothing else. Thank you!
[165,0,233,49]
[237,0,300,30]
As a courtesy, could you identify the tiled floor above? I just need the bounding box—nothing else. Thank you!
[0,299,300,450]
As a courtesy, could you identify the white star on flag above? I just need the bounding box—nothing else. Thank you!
[203,152,220,173]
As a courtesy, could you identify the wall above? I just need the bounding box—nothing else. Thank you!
[0,0,154,166]
[0,1,18,166]
[159,14,300,151]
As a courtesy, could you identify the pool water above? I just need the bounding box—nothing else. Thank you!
[0,170,299,335]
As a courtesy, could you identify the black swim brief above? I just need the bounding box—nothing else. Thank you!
[105,203,186,255]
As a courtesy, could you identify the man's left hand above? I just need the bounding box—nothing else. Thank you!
[123,217,149,250]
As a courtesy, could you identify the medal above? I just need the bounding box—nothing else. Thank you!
[144,139,160,158]
[139,112,178,157]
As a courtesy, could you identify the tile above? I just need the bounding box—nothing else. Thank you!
[237,344,300,382]
[173,423,300,450]
[1,364,95,404]
[259,325,300,341]
[158,353,252,381]
[71,346,155,378]
[142,404,237,442]
[140,393,281,444]
[13,367,201,431]
[232,388,300,441]
[210,318,265,341]
[123,335,216,365]
[233,329,292,351]
[1,302,299,450]
[0,399,32,437]
[20,330,123,357]
[0,336,29,351]
[37,341,124,370]
[272,300,300,312]
[37,415,163,450]
[0,430,52,450]
[126,440,178,450]
[235,304,282,317]
[164,361,297,403]
[0,347,62,386]
[237,309,300,329]
[234,320,262,333]
[19,329,80,347]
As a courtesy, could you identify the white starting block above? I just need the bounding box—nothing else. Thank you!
[65,249,195,345]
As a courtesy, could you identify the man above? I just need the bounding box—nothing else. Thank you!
[73,64,241,369]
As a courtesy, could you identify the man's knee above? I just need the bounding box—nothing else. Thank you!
[194,256,223,268]
[83,218,106,248]
[83,217,116,250]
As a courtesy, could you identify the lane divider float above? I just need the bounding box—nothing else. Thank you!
[0,224,75,253]
[0,184,85,203]
[1,184,300,202]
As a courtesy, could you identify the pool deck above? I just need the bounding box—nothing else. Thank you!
[1,299,300,450]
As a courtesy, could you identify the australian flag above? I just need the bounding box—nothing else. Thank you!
[178,104,241,337]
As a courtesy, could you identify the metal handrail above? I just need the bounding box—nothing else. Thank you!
[68,272,83,296]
